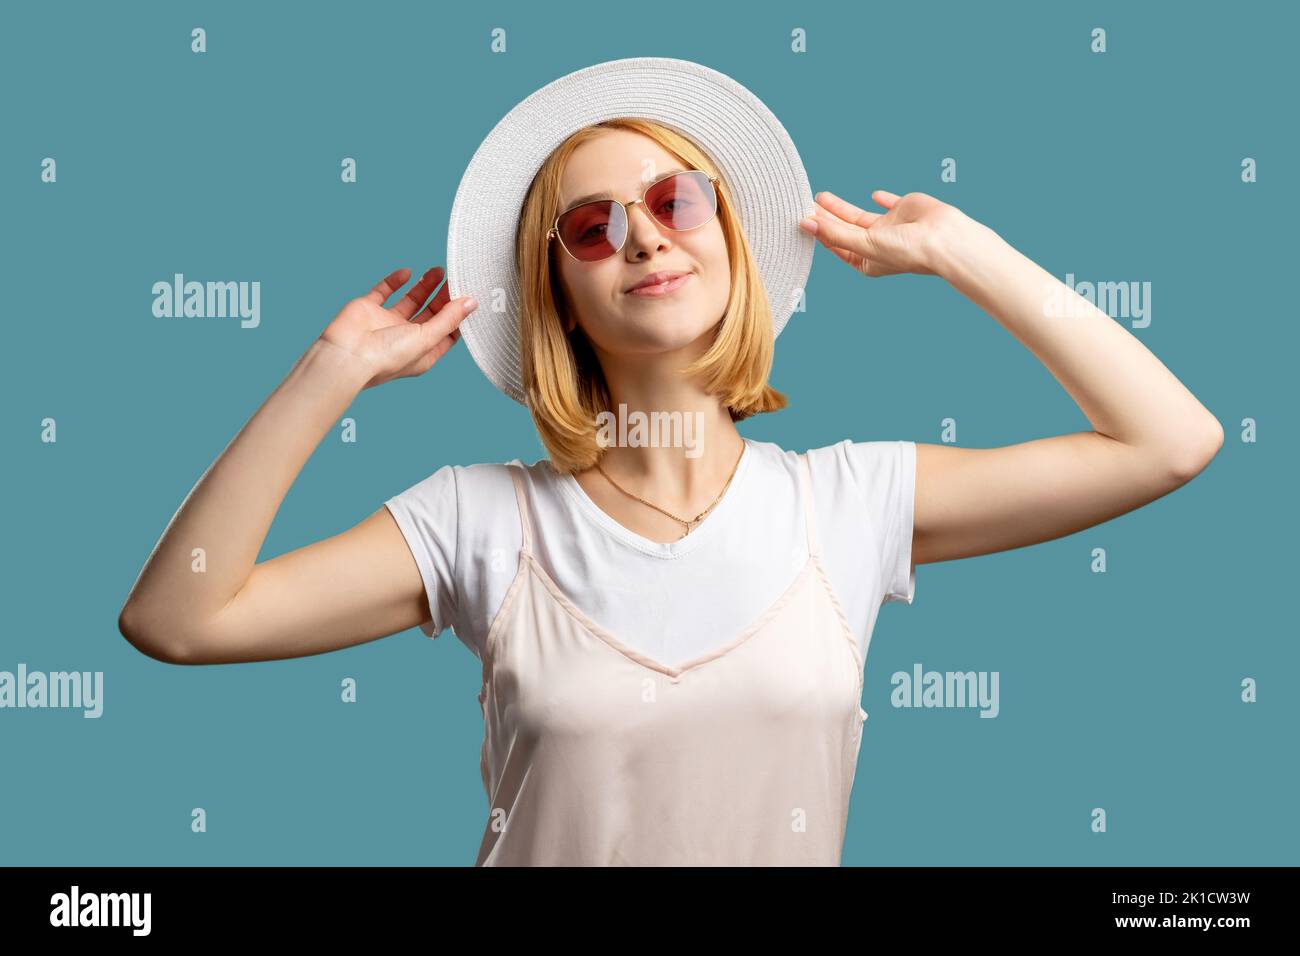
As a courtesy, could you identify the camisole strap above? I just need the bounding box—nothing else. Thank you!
[506,464,534,557]
[797,453,822,558]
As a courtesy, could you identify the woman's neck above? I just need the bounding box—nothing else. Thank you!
[572,397,746,541]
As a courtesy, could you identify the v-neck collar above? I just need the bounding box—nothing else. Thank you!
[555,438,754,558]
[517,548,821,680]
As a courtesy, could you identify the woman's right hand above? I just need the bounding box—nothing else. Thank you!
[319,265,479,390]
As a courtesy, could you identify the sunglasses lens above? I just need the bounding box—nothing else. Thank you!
[646,171,717,230]
[557,201,628,261]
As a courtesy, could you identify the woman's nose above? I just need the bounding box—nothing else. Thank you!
[624,201,669,252]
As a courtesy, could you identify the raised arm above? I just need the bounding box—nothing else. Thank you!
[118,266,477,664]
[802,190,1222,567]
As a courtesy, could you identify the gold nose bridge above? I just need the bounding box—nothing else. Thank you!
[624,197,653,226]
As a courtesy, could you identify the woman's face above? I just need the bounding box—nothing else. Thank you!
[552,129,731,364]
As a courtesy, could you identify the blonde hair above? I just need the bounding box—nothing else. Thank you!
[514,117,787,475]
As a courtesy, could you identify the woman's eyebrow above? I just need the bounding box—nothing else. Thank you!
[563,168,689,208]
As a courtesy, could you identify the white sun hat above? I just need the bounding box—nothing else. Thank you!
[446,56,815,406]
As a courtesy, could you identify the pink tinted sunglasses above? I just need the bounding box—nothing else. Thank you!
[547,169,720,262]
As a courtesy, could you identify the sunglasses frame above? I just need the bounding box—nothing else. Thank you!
[547,169,721,262]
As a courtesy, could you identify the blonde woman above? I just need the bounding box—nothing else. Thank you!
[118,60,1221,866]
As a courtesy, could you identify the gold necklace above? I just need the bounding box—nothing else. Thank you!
[594,440,746,540]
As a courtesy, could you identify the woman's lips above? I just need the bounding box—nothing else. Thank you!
[626,273,692,297]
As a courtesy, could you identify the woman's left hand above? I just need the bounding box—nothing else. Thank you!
[799,189,968,278]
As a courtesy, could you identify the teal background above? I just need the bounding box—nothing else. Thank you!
[2,0,1294,865]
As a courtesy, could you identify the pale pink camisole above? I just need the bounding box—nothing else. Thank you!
[473,452,869,866]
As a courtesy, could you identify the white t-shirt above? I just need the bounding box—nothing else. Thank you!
[383,437,917,670]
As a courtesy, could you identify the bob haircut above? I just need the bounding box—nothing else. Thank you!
[513,117,788,475]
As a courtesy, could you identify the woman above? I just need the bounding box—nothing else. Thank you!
[118,60,1222,866]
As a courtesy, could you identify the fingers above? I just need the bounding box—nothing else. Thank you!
[404,298,474,373]
[391,329,461,380]
[380,293,475,381]
[418,293,478,346]
[827,245,870,273]
[364,267,414,307]
[801,203,874,261]
[411,274,453,323]
[391,266,446,321]
[872,189,901,208]
[814,191,880,228]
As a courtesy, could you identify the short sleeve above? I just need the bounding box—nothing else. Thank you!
[841,439,917,605]
[383,464,459,638]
